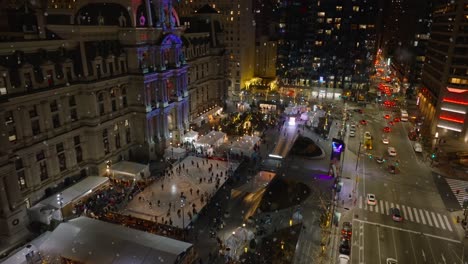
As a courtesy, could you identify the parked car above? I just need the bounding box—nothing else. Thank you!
[386,258,398,264]
[413,142,423,153]
[360,119,367,125]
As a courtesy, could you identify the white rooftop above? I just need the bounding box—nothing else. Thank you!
[39,217,192,264]
[111,161,148,176]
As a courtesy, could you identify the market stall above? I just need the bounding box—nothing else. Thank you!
[183,130,199,143]
[193,131,226,149]
[230,135,260,157]
[110,161,150,181]
[28,176,109,224]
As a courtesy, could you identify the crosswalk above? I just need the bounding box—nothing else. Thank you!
[444,178,468,209]
[358,195,454,232]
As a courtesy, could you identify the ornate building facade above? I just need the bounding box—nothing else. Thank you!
[0,0,190,251]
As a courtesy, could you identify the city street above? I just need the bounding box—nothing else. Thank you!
[340,100,465,263]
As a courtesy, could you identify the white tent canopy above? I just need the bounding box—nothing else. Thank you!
[230,135,260,157]
[110,161,150,181]
[193,131,226,149]
[28,176,109,224]
[39,217,193,264]
[164,147,187,159]
[183,130,199,143]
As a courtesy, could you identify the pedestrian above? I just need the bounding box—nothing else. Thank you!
[158,200,160,207]
[190,188,193,195]
[161,183,164,190]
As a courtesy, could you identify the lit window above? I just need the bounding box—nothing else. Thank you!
[353,6,360,12]
[317,12,325,17]
[336,6,342,11]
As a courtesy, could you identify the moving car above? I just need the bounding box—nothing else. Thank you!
[413,142,423,153]
[341,222,352,238]
[384,114,391,119]
[393,117,400,122]
[390,208,403,222]
[383,126,391,133]
[386,258,398,264]
[388,147,397,156]
[389,165,399,174]
[360,119,367,125]
[350,124,357,131]
[349,130,356,137]
[376,157,385,164]
[339,254,350,264]
[367,194,377,205]
[339,239,351,255]
[382,138,389,144]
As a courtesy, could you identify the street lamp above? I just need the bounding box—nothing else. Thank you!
[181,195,186,239]
[56,193,64,222]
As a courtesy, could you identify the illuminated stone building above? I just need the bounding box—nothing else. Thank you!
[0,0,190,251]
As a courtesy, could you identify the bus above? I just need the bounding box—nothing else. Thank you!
[400,110,408,122]
[364,131,373,150]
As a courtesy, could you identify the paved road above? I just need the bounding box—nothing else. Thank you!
[343,101,465,264]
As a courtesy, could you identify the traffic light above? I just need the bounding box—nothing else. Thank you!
[431,153,436,159]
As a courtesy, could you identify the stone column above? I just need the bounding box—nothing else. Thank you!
[144,0,153,27]
[79,40,89,77]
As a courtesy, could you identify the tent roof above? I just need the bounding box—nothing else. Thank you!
[111,161,148,176]
[39,217,192,264]
[231,136,260,150]
[184,130,199,138]
[195,131,226,146]
[37,176,108,209]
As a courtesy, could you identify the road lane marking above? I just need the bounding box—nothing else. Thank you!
[418,209,426,225]
[352,218,461,243]
[402,205,408,220]
[359,195,363,209]
[422,250,426,262]
[395,204,400,211]
[385,201,390,215]
[406,206,414,222]
[379,200,384,214]
[437,214,446,230]
[431,212,440,228]
[377,225,382,264]
[370,205,373,212]
[390,202,394,210]
[425,210,433,226]
[443,215,453,232]
[375,203,379,213]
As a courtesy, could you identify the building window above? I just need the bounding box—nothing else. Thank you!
[5,111,17,142]
[115,132,121,149]
[98,93,105,115]
[75,146,83,163]
[126,127,131,144]
[52,114,61,128]
[111,89,117,111]
[103,129,110,154]
[29,106,38,118]
[74,135,80,146]
[15,158,27,191]
[50,100,58,112]
[31,119,40,135]
[69,95,76,107]
[122,88,128,107]
[56,143,64,153]
[353,6,360,12]
[36,150,48,181]
[70,108,78,122]
[58,153,67,171]
[39,161,48,181]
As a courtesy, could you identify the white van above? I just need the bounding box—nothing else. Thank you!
[339,254,350,264]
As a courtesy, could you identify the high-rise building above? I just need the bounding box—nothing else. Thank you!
[176,0,255,102]
[0,0,190,251]
[419,0,468,142]
[276,0,379,94]
[381,0,433,92]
